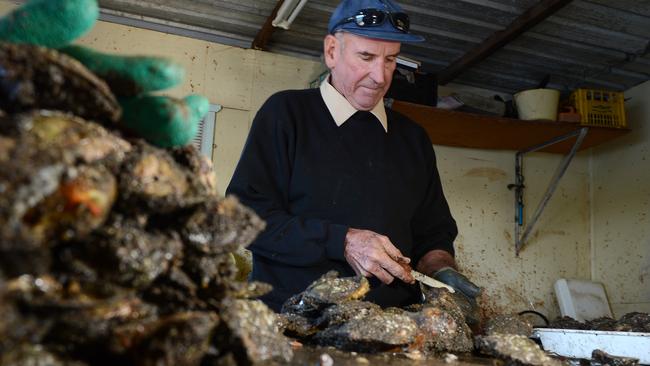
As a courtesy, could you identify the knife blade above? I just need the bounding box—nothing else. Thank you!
[411,270,455,293]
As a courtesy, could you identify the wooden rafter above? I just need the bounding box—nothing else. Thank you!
[252,0,285,51]
[437,0,573,85]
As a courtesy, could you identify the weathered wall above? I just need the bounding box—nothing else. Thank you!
[0,2,596,319]
[437,147,590,318]
[591,80,650,317]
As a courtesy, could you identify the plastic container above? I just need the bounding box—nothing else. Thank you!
[514,88,560,121]
[554,278,612,322]
[534,328,650,364]
[570,88,626,128]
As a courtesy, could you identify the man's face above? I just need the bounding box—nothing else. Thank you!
[324,32,401,111]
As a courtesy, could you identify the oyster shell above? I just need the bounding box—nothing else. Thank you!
[141,267,207,314]
[615,312,650,332]
[592,349,639,366]
[216,299,293,364]
[315,300,382,328]
[550,313,650,333]
[130,311,218,366]
[548,316,589,330]
[281,271,369,317]
[181,196,266,255]
[118,142,209,213]
[170,146,218,197]
[278,312,320,339]
[407,305,473,353]
[67,216,183,289]
[476,334,564,366]
[0,43,120,123]
[0,111,130,275]
[314,311,418,352]
[0,344,87,366]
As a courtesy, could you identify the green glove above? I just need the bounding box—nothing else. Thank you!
[59,45,185,97]
[434,267,482,325]
[119,94,210,148]
[0,0,211,149]
[0,0,98,48]
[433,267,482,300]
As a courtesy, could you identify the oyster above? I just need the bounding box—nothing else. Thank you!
[314,311,417,352]
[0,111,130,276]
[549,313,650,333]
[0,43,120,123]
[171,146,218,197]
[118,142,210,213]
[1,111,131,167]
[141,267,207,314]
[476,334,564,366]
[0,344,87,366]
[67,216,183,289]
[315,300,382,328]
[407,305,473,353]
[43,295,158,358]
[592,349,639,366]
[548,316,589,330]
[227,281,273,300]
[215,299,293,364]
[181,196,266,255]
[278,312,320,339]
[130,311,218,366]
[615,312,650,332]
[281,271,369,317]
[586,316,618,331]
[421,285,476,324]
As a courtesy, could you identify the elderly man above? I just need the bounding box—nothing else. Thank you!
[227,0,480,312]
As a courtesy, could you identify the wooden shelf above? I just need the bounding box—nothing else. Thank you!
[391,101,631,154]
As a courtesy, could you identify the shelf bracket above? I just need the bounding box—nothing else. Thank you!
[509,127,589,255]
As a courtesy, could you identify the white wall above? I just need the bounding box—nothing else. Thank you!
[591,80,650,317]
[0,2,603,319]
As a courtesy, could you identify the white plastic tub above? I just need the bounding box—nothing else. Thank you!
[534,328,650,364]
[514,88,560,121]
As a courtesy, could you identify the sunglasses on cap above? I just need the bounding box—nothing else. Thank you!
[331,8,411,34]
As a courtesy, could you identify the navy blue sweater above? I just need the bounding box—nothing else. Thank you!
[226,88,457,311]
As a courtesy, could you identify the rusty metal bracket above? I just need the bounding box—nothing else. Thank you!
[510,127,588,255]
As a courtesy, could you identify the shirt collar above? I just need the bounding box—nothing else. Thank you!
[319,76,388,132]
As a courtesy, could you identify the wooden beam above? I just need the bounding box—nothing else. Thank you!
[437,0,573,85]
[252,0,285,51]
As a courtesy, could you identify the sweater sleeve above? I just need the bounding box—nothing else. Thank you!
[410,135,458,266]
[226,93,349,267]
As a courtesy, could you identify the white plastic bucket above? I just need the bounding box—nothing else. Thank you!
[514,88,560,121]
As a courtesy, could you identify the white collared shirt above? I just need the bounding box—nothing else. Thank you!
[319,76,388,132]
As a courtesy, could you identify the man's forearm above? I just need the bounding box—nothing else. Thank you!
[416,249,456,275]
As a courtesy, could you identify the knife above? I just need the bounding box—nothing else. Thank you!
[411,270,456,293]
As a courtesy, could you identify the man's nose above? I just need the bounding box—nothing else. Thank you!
[369,60,386,85]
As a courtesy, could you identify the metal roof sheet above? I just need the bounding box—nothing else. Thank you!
[99,0,650,94]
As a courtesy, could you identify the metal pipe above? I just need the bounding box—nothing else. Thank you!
[517,127,588,252]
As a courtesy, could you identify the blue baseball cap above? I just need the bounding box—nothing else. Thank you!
[328,0,425,42]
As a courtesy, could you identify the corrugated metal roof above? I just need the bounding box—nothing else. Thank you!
[99,0,650,94]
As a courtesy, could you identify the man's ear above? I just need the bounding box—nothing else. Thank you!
[323,34,338,69]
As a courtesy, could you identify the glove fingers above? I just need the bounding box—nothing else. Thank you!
[0,0,99,48]
[456,277,482,299]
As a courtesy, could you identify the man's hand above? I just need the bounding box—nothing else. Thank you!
[343,228,415,285]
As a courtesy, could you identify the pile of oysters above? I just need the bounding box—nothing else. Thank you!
[0,43,293,366]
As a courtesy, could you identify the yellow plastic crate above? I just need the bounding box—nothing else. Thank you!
[569,89,626,128]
